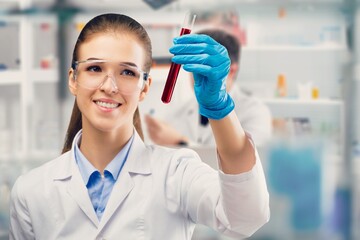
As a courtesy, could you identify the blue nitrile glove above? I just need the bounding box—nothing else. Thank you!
[170,34,235,120]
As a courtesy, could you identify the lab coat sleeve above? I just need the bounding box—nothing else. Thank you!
[9,175,36,240]
[217,149,270,238]
[181,143,269,239]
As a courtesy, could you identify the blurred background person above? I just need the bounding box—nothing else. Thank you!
[145,28,273,148]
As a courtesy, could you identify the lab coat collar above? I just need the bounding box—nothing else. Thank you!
[68,156,100,227]
[52,129,151,181]
[45,149,100,227]
[124,129,152,175]
[51,129,152,229]
[52,152,73,180]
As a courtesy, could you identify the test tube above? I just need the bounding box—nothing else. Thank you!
[161,12,196,104]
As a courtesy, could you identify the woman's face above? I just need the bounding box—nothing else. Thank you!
[68,32,151,134]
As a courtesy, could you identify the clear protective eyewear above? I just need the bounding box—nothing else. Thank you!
[72,59,149,94]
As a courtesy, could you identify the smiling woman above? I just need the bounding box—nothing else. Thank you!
[9,13,269,240]
[63,15,153,153]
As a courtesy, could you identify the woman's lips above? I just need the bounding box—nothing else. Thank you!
[94,100,121,109]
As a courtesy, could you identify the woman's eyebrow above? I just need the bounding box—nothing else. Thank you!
[86,57,104,61]
[85,58,138,67]
[119,62,138,68]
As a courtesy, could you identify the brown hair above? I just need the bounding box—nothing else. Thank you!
[62,13,152,153]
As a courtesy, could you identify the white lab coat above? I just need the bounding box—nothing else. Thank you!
[10,131,269,240]
[164,86,273,147]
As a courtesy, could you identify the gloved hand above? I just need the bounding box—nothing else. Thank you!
[170,34,234,120]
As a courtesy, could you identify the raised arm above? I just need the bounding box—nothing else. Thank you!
[170,34,255,174]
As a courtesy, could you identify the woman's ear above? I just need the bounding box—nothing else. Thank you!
[139,76,152,102]
[68,68,77,96]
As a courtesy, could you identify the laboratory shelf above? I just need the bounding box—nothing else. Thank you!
[262,98,344,106]
[0,71,22,85]
[0,13,60,166]
[263,98,345,136]
[31,69,58,83]
[243,45,347,52]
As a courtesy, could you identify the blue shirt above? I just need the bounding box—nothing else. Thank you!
[73,130,134,220]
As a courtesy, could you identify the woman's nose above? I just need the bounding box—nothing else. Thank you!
[100,75,119,94]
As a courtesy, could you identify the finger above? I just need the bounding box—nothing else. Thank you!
[169,43,224,56]
[183,61,230,80]
[172,54,229,67]
[173,34,219,45]
[182,64,212,77]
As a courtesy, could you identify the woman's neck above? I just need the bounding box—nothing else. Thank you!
[79,126,133,174]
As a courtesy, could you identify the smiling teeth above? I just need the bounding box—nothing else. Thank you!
[95,101,119,109]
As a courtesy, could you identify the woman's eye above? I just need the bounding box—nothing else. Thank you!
[86,65,102,72]
[121,69,136,77]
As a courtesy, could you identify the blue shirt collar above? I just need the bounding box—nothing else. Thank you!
[73,130,134,185]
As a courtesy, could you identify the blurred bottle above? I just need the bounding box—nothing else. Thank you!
[312,87,320,99]
[276,74,287,97]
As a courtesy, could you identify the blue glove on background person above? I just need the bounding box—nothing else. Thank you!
[170,34,235,120]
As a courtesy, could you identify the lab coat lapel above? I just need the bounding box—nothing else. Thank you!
[67,155,99,227]
[98,169,134,230]
[98,131,151,231]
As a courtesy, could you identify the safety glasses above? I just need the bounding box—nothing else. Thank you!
[72,59,149,95]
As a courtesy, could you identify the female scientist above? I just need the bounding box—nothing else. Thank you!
[9,13,269,239]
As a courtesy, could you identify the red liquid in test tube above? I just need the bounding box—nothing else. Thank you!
[161,13,196,104]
